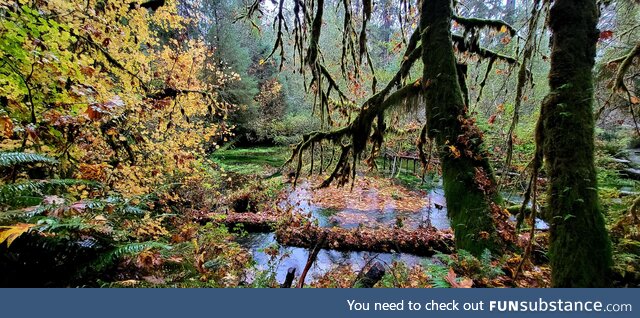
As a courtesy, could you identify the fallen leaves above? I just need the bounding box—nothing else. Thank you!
[308,176,430,214]
[445,268,473,288]
[275,220,454,256]
[0,114,14,138]
[599,30,614,41]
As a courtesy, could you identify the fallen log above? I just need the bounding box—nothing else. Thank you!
[621,168,640,181]
[275,223,454,256]
[204,212,455,256]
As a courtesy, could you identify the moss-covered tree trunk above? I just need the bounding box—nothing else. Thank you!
[420,0,512,255]
[541,0,611,287]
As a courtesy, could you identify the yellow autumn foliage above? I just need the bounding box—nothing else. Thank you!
[0,0,238,199]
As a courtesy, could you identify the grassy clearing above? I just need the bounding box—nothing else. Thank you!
[372,158,440,191]
[211,147,289,175]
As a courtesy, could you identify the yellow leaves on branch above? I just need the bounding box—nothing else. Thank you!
[1,0,238,198]
[0,223,36,247]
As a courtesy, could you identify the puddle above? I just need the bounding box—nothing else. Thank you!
[282,181,451,230]
[238,181,449,284]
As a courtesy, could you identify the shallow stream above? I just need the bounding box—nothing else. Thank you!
[239,181,547,284]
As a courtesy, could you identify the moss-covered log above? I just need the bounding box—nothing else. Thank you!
[541,0,612,287]
[275,224,454,256]
[420,0,513,256]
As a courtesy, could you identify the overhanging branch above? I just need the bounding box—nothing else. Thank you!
[452,34,517,64]
[453,15,517,37]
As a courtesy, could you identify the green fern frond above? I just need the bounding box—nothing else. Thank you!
[120,205,147,215]
[93,241,171,271]
[47,179,102,188]
[111,241,171,259]
[0,152,58,168]
[0,204,51,222]
[36,217,96,232]
[79,197,148,215]
[430,275,452,288]
[0,179,102,204]
[422,261,452,288]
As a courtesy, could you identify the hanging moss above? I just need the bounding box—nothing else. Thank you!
[542,0,612,287]
[420,0,513,256]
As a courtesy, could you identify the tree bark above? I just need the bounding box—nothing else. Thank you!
[541,0,612,287]
[420,0,512,256]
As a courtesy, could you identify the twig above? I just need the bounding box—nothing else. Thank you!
[296,232,327,288]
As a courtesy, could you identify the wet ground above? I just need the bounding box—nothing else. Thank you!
[238,178,548,284]
[212,145,554,284]
[238,180,450,283]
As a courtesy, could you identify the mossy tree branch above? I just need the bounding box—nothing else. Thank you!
[452,34,517,64]
[611,41,640,93]
[452,15,517,37]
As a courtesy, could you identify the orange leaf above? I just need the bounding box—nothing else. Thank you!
[444,268,473,288]
[631,96,639,105]
[86,105,100,120]
[599,30,614,41]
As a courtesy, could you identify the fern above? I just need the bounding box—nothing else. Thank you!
[479,249,504,279]
[93,241,171,271]
[80,196,149,215]
[422,261,452,288]
[36,217,96,232]
[121,205,147,215]
[0,152,58,168]
[0,204,54,222]
[0,179,101,204]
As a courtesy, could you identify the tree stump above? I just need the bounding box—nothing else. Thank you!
[281,267,296,288]
[355,262,385,288]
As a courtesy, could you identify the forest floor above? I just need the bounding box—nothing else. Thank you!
[202,145,640,288]
[8,145,632,288]
[201,146,555,288]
